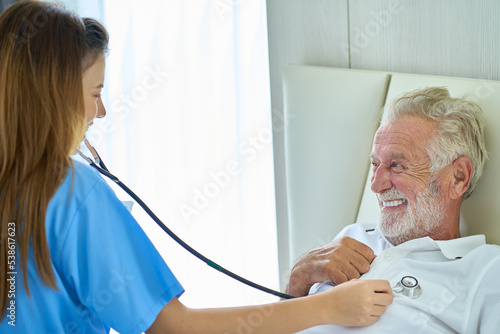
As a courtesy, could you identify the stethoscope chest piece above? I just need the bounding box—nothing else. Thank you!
[392,276,422,299]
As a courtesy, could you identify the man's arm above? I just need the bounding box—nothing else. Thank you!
[147,279,393,334]
[285,236,376,297]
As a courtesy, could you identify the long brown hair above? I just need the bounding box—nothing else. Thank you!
[0,1,109,318]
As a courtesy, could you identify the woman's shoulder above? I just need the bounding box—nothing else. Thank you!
[61,160,108,197]
[47,159,113,225]
[72,159,106,183]
[45,159,122,255]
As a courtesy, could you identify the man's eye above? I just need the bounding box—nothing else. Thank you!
[94,94,101,98]
[391,162,404,168]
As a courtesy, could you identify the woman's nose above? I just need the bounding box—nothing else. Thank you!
[96,98,106,118]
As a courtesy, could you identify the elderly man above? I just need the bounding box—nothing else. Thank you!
[288,87,500,333]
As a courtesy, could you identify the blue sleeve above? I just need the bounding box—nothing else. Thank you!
[59,173,184,333]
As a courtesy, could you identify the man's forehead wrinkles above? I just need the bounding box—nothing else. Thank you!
[389,153,407,160]
[376,119,435,142]
[373,131,416,147]
[369,153,408,163]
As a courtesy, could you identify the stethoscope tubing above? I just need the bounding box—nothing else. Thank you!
[76,143,295,300]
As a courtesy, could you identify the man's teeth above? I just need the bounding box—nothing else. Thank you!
[382,199,407,207]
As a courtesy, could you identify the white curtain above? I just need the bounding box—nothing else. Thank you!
[67,0,280,312]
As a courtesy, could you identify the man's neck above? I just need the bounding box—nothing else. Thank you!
[386,227,461,246]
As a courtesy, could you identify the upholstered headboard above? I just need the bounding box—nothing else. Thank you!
[283,65,500,264]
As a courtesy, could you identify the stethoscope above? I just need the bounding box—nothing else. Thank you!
[76,138,295,300]
[392,276,422,299]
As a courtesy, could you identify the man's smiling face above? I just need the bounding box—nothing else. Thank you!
[369,115,447,245]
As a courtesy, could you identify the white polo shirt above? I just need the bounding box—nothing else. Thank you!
[299,223,500,334]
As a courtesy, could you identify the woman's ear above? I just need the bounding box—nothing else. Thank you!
[449,156,473,199]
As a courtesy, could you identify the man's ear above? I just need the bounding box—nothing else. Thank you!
[449,156,473,199]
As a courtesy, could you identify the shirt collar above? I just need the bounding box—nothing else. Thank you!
[434,235,486,259]
[377,226,487,259]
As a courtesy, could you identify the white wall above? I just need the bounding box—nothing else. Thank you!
[266,0,500,287]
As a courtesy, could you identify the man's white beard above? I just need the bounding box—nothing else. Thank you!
[377,181,443,245]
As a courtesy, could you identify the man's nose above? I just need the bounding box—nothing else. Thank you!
[371,165,392,193]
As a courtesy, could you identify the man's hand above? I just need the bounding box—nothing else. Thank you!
[285,237,376,297]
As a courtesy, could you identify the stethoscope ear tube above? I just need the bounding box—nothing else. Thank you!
[77,143,295,300]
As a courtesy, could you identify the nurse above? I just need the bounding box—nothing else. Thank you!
[0,1,392,333]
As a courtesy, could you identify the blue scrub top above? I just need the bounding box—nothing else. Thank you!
[0,161,184,333]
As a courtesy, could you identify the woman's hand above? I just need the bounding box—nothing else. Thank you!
[318,279,393,327]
